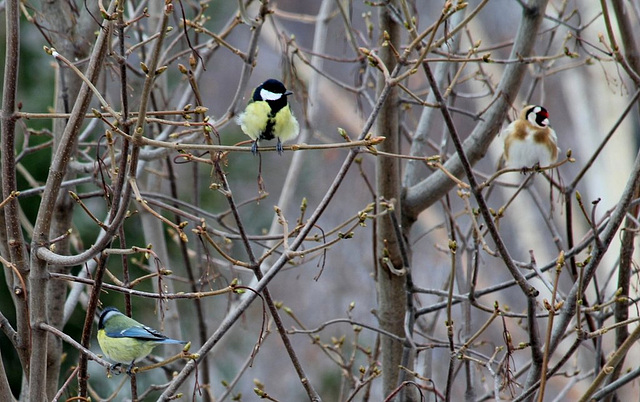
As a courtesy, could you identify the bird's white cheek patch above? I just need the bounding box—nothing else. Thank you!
[260,89,282,101]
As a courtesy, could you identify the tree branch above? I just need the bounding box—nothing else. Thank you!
[403,0,551,223]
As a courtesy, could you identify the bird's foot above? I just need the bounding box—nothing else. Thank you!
[126,361,137,376]
[519,163,540,175]
[251,141,259,155]
[276,138,283,155]
[520,162,542,174]
[107,363,123,376]
[532,162,542,173]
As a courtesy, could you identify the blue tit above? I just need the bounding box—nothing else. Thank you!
[97,307,187,372]
[236,78,300,155]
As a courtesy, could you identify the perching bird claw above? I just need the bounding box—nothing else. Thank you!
[125,362,137,376]
[519,162,541,175]
[107,363,122,376]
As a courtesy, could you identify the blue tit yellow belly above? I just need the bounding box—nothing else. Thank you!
[236,101,299,143]
[97,329,160,364]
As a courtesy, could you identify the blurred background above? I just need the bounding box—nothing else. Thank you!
[1,0,640,400]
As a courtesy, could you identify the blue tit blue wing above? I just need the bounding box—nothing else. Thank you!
[156,338,188,344]
[106,325,165,341]
[105,325,153,339]
[109,325,188,344]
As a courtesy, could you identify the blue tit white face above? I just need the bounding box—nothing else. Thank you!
[97,307,186,366]
[236,78,300,154]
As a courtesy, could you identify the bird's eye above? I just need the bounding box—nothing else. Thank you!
[537,107,549,119]
[527,106,549,127]
[536,107,549,127]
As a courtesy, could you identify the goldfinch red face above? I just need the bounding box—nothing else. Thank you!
[503,105,559,169]
[525,105,550,128]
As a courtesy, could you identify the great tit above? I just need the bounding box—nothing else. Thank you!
[236,78,300,154]
[97,307,187,373]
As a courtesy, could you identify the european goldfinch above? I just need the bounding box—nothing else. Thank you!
[503,105,559,170]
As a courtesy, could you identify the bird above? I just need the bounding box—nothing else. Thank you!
[503,105,559,170]
[236,78,300,154]
[97,307,187,373]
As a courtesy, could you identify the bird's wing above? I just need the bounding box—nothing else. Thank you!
[106,325,167,341]
[107,325,187,344]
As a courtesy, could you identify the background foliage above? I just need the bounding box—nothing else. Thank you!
[2,0,640,401]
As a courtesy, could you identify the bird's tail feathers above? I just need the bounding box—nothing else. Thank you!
[159,338,188,344]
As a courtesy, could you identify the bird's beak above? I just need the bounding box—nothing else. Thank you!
[284,90,293,96]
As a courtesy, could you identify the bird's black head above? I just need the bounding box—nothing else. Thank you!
[261,79,287,95]
[98,307,121,330]
[525,105,550,128]
[252,79,293,111]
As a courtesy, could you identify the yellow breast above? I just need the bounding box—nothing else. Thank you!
[236,102,271,140]
[273,105,300,142]
[236,102,299,143]
[97,329,157,364]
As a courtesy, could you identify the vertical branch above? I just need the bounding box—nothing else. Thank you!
[444,239,457,402]
[375,1,407,398]
[422,62,538,298]
[536,253,564,402]
[228,1,271,118]
[403,0,551,220]
[578,323,640,402]
[1,0,29,395]
[213,161,321,401]
[0,343,14,402]
[129,6,171,175]
[548,148,640,363]
[604,2,640,397]
[599,0,640,86]
[77,252,110,397]
[167,158,213,401]
[607,197,638,397]
[27,2,115,398]
[159,58,399,402]
[404,8,465,187]
[44,0,100,393]
[127,9,180,397]
[109,0,131,222]
[538,6,640,399]
[1,0,31,384]
[609,1,640,78]
[421,60,544,399]
[260,0,334,273]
